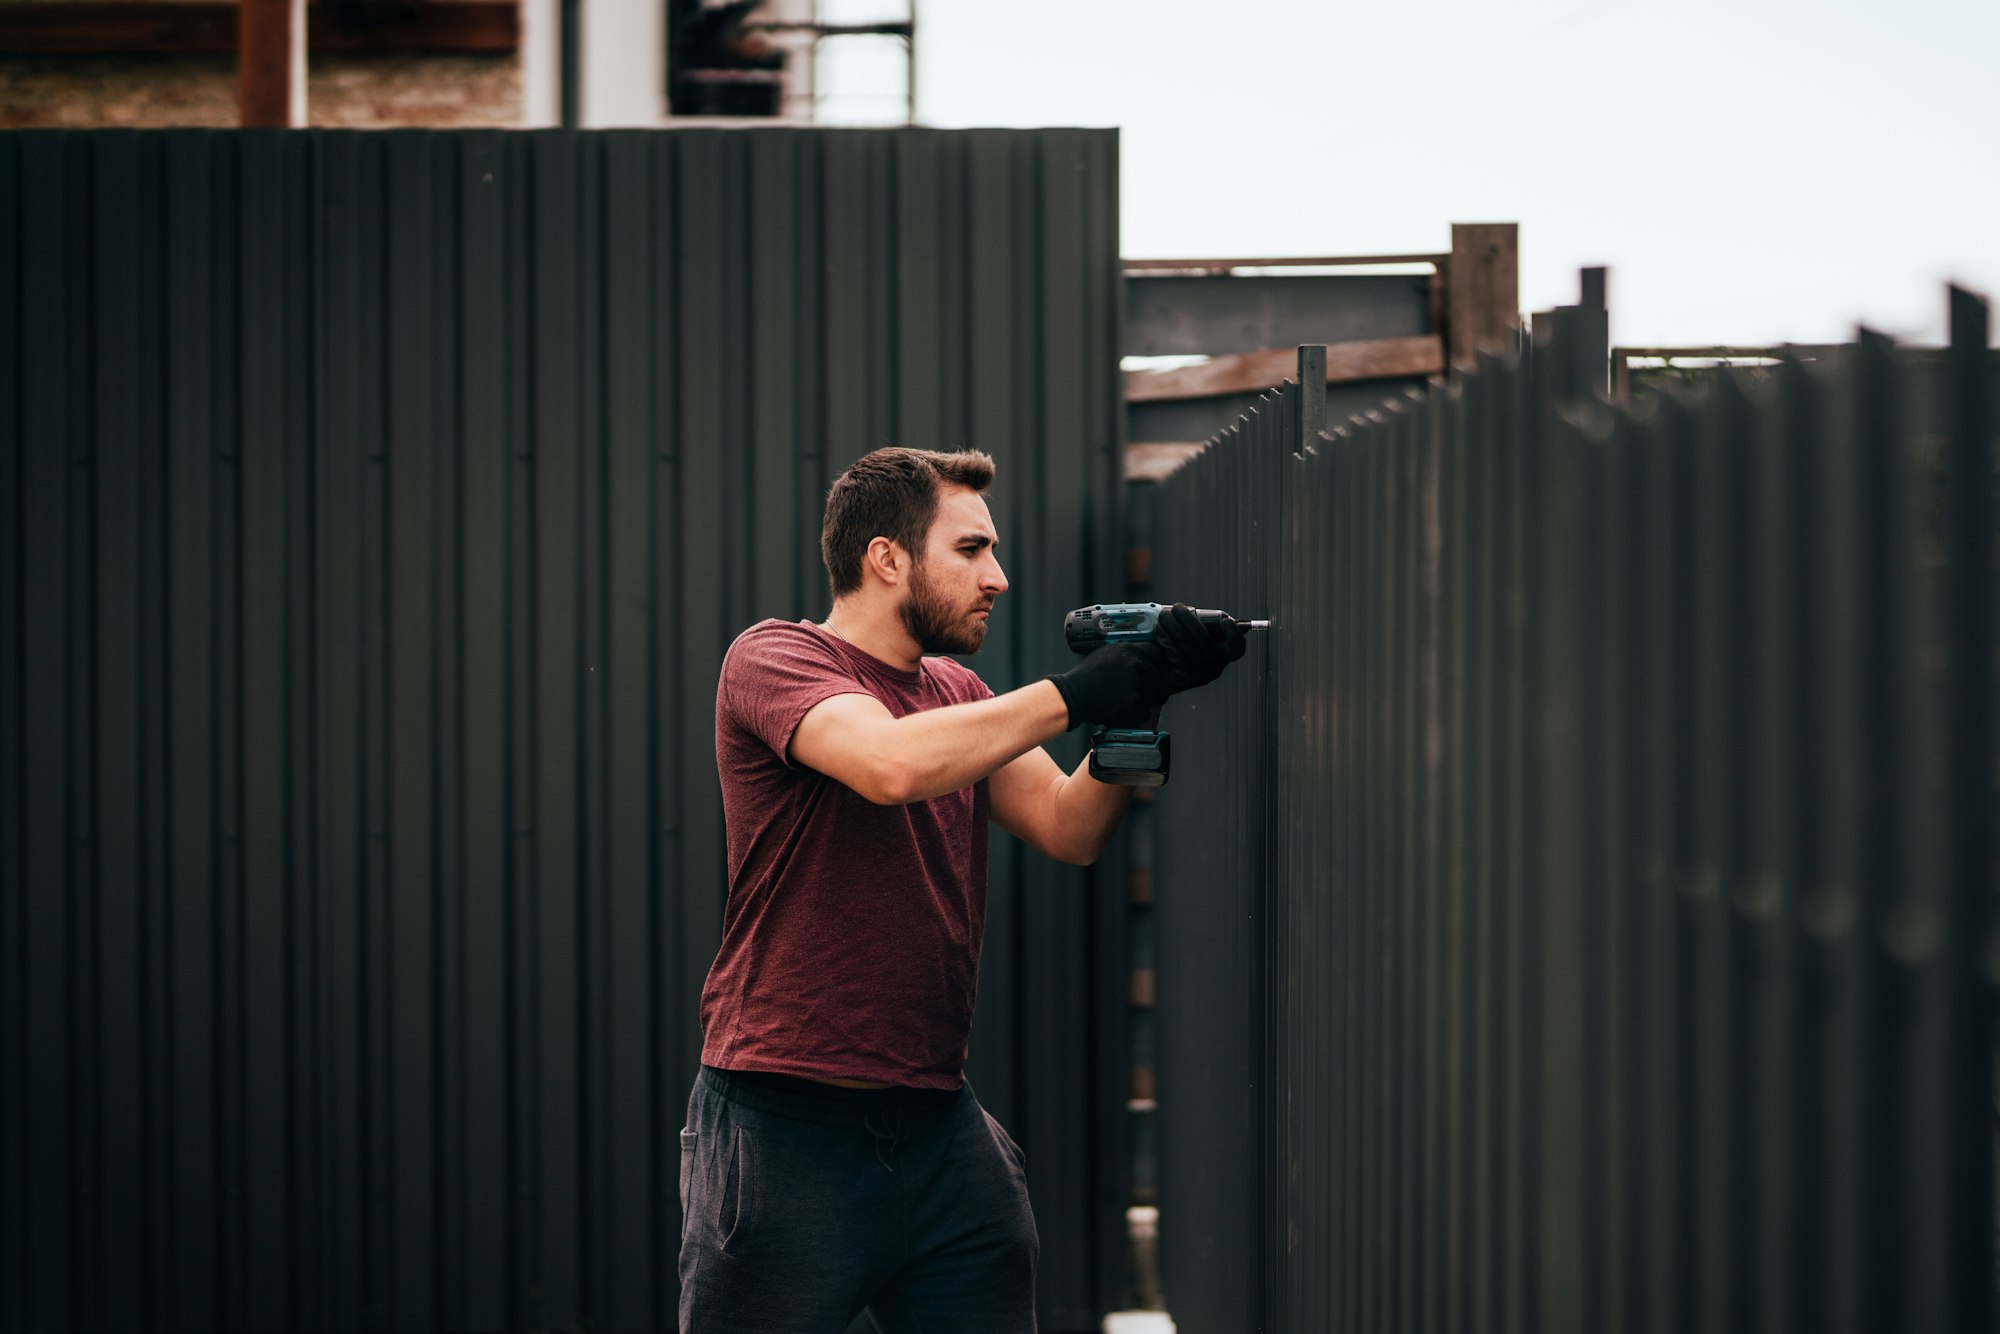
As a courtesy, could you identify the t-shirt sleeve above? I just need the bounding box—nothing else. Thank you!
[722,626,874,764]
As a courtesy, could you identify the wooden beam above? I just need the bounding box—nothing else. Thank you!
[239,0,305,127]
[1122,335,1444,404]
[0,3,521,55]
[315,2,519,51]
[1123,253,1445,273]
[1612,345,1834,360]
[1447,222,1520,369]
[0,3,238,50]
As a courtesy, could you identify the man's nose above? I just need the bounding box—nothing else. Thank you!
[983,558,1008,594]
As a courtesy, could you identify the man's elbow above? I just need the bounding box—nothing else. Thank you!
[1050,828,1112,866]
[859,757,921,807]
[1031,787,1117,864]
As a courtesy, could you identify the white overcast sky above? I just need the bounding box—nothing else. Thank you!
[849,0,2000,348]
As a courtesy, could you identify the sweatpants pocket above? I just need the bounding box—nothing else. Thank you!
[982,1108,1027,1176]
[678,1126,698,1231]
[716,1123,755,1251]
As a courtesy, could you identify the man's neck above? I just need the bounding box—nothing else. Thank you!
[820,598,923,673]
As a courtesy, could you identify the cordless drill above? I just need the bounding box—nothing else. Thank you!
[1064,602,1270,787]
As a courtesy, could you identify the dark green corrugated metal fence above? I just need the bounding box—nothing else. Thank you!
[1149,281,1996,1332]
[0,127,1128,1332]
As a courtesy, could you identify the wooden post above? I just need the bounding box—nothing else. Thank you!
[1447,222,1520,371]
[239,0,306,126]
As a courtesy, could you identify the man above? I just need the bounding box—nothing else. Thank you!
[680,446,1244,1332]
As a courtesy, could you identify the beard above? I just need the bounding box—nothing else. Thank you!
[899,560,989,656]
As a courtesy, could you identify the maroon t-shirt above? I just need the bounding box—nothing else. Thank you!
[700,619,995,1089]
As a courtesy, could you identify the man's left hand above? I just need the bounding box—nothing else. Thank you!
[1153,603,1247,693]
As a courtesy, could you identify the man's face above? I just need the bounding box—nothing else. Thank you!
[899,484,1008,656]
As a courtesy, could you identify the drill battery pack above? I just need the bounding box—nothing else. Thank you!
[1088,727,1171,788]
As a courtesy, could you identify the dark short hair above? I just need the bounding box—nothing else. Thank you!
[821,447,997,597]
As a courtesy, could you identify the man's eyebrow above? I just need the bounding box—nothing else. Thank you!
[954,531,995,549]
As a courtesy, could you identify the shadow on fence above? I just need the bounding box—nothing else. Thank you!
[1149,273,1996,1333]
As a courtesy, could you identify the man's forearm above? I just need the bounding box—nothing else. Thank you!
[1045,751,1134,864]
[875,679,1071,803]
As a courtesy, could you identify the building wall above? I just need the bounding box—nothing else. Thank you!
[0,53,523,127]
[0,0,847,129]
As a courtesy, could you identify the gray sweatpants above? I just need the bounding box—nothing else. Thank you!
[679,1065,1039,1334]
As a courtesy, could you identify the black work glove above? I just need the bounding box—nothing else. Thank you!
[1046,642,1173,730]
[1153,603,1248,693]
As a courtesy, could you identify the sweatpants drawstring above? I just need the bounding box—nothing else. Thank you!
[864,1106,903,1174]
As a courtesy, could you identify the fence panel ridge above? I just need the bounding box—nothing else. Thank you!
[1149,276,1998,1332]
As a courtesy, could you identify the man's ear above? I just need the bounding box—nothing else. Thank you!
[864,536,906,587]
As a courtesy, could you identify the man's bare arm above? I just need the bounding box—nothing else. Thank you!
[988,746,1132,866]
[789,680,1071,806]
